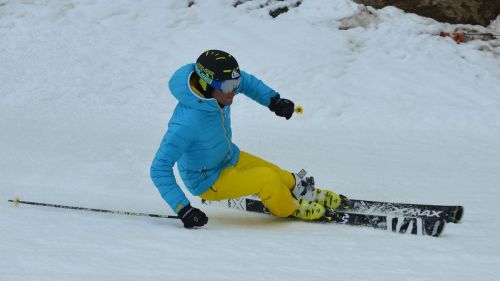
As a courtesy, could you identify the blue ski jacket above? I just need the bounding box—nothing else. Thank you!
[150,63,279,213]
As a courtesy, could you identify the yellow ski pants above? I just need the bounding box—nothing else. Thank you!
[200,151,299,217]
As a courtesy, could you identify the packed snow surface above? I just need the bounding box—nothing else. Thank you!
[1,1,500,280]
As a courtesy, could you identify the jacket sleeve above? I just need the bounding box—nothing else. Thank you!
[238,70,279,107]
[150,121,194,214]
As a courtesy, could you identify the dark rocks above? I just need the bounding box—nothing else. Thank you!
[353,0,500,26]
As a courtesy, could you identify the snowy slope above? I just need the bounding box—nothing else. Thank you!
[1,1,500,280]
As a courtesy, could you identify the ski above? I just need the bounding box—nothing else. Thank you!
[345,198,464,223]
[202,197,445,237]
[292,170,462,223]
[323,210,445,237]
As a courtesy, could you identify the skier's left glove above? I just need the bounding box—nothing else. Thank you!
[177,204,208,229]
[269,95,294,120]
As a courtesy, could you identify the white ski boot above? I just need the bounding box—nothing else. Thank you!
[291,169,344,210]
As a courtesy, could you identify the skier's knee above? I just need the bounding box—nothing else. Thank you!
[256,167,281,198]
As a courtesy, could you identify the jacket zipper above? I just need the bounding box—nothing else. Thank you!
[218,107,232,161]
[198,107,232,178]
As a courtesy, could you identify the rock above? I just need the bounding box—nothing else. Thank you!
[353,0,500,26]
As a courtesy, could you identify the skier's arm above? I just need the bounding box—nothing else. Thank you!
[150,122,193,214]
[238,70,279,106]
[239,70,295,119]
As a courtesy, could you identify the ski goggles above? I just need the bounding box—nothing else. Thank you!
[211,77,241,94]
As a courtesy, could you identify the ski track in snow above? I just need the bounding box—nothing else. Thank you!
[1,1,500,280]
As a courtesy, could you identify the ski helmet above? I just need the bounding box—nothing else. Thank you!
[195,50,241,94]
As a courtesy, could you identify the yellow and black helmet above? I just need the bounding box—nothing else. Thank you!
[195,50,241,94]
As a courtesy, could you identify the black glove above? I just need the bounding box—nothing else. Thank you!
[269,95,294,120]
[177,204,208,228]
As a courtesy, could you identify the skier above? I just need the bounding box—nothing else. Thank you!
[150,50,348,228]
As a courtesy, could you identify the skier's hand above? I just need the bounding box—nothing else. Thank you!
[178,204,208,228]
[269,96,295,120]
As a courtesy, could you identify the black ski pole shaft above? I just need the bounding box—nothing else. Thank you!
[8,198,180,219]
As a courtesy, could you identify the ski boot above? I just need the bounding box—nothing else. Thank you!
[293,199,325,220]
[291,169,351,210]
[338,194,354,210]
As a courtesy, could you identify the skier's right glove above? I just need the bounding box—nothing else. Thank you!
[177,204,208,229]
[269,95,295,120]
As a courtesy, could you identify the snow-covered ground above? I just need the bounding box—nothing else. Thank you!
[1,1,499,280]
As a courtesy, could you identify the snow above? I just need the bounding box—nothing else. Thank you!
[1,0,500,280]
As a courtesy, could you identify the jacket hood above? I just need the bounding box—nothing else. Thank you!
[168,64,220,112]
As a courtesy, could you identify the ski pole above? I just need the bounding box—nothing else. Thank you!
[8,197,180,220]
